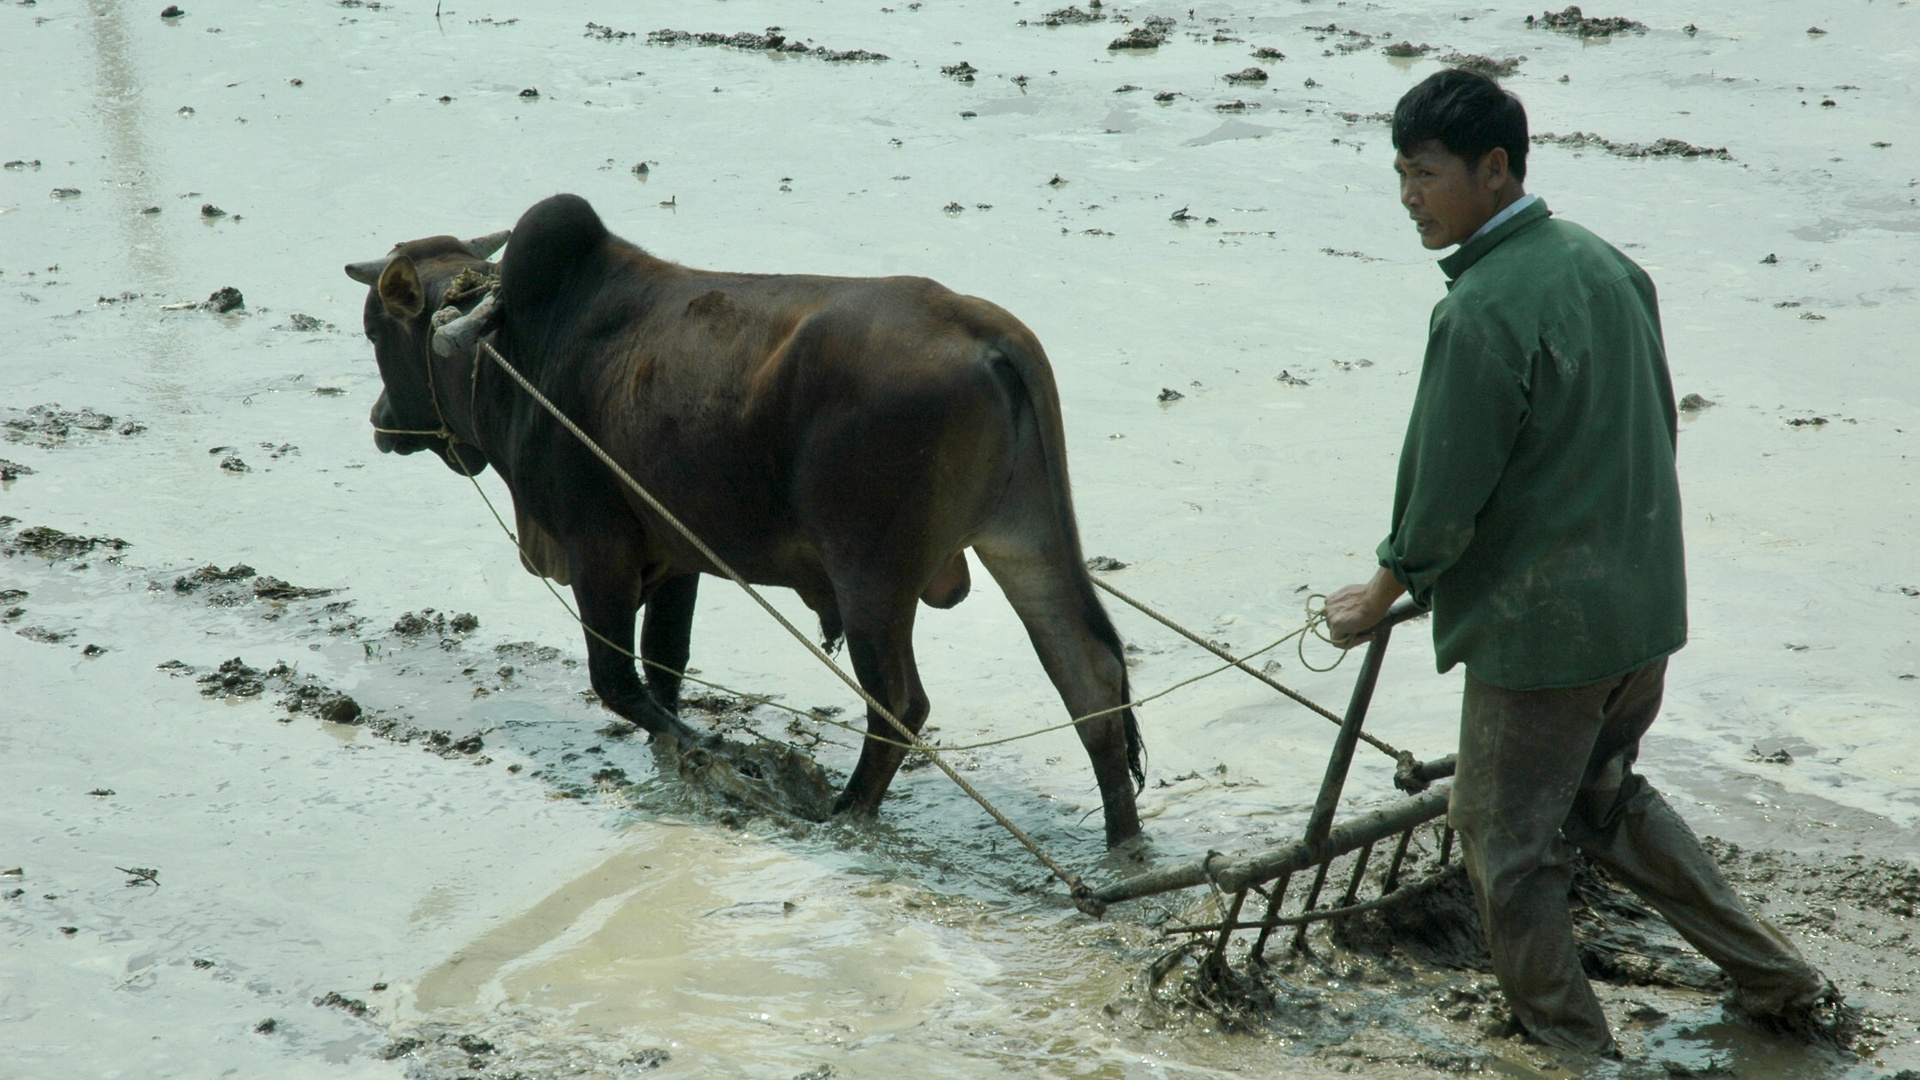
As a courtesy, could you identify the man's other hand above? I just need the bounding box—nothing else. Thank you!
[1324,566,1408,646]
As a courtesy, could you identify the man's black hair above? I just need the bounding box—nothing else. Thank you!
[1392,68,1529,183]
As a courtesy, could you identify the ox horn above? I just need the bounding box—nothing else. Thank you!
[344,257,392,285]
[433,292,499,358]
[466,230,511,259]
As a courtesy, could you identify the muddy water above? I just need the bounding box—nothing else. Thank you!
[3,1,1916,1077]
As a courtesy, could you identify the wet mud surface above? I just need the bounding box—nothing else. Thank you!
[5,1,1917,1078]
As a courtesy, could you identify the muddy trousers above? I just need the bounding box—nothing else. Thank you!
[1449,658,1825,1055]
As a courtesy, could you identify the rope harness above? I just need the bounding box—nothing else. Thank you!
[375,280,1439,919]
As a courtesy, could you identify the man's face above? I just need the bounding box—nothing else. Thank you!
[1394,140,1505,250]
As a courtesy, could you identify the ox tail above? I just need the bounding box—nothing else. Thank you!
[985,339,1145,792]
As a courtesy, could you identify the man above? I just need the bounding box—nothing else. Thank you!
[1323,68,1839,1057]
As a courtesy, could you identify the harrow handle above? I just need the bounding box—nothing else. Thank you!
[1303,597,1427,853]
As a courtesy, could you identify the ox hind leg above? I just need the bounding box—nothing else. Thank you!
[829,591,932,820]
[972,540,1143,848]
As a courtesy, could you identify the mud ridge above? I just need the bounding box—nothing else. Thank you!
[3,403,145,446]
[646,27,888,62]
[1526,6,1647,37]
[1534,130,1733,159]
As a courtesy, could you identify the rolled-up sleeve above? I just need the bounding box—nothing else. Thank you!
[1377,317,1531,606]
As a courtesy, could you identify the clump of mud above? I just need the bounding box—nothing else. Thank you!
[1135,838,1735,1052]
[1534,131,1733,159]
[646,27,888,62]
[664,732,837,823]
[598,692,840,823]
[1439,52,1527,78]
[3,403,146,446]
[202,286,244,313]
[581,21,634,41]
[275,666,364,725]
[391,608,479,637]
[1704,837,1920,920]
[1332,854,1725,991]
[197,657,268,698]
[168,563,337,606]
[1,523,130,562]
[374,1014,675,1079]
[1108,16,1174,50]
[1527,6,1647,37]
[1039,5,1106,26]
[1306,23,1378,55]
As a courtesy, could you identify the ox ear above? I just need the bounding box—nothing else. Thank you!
[376,256,426,319]
[344,257,391,286]
[466,230,510,259]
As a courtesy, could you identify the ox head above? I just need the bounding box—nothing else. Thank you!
[345,230,509,474]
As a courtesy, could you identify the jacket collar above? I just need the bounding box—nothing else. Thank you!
[1438,198,1552,284]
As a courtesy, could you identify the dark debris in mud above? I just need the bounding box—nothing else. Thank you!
[4,403,146,446]
[1527,6,1647,37]
[646,27,888,62]
[0,459,32,480]
[1535,131,1732,159]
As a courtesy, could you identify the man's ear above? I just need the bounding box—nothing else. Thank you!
[1477,146,1511,190]
[377,256,426,319]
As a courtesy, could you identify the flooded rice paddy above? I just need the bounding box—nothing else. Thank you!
[3,0,1917,1077]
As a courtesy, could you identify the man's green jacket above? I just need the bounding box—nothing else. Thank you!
[1377,199,1687,690]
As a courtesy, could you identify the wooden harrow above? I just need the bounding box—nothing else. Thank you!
[1094,598,1461,973]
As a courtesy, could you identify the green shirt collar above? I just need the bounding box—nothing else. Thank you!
[1438,198,1552,284]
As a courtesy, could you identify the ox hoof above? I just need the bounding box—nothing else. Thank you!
[829,791,880,820]
[642,717,710,754]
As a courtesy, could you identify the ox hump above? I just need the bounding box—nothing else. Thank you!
[501,194,613,307]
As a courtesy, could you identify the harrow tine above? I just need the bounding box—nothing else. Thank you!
[1383,827,1416,893]
[1291,860,1333,953]
[1247,870,1294,964]
[1339,841,1376,907]
[1439,823,1455,867]
[1207,889,1250,970]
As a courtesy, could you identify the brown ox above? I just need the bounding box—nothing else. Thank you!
[345,193,1142,845]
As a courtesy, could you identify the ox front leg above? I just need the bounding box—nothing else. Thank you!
[832,605,930,820]
[639,573,699,711]
[572,567,701,748]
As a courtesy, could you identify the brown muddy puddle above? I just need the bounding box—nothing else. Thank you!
[4,0,1918,1078]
